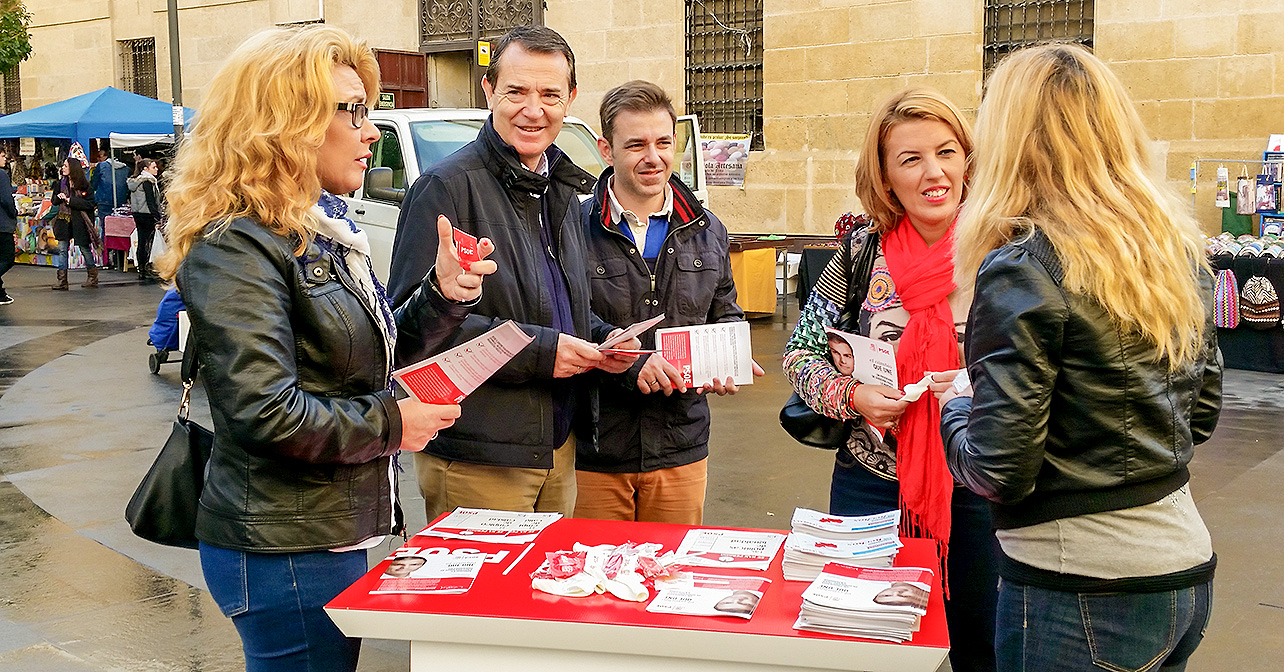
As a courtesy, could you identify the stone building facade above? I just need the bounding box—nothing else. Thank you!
[19,0,1284,233]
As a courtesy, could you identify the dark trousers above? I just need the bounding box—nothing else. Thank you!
[0,231,14,295]
[133,212,157,270]
[831,456,999,672]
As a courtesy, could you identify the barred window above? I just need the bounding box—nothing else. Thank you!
[120,38,158,99]
[983,0,1094,75]
[1,65,19,115]
[685,0,763,151]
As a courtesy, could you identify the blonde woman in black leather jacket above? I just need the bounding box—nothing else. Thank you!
[157,26,495,672]
[939,44,1221,672]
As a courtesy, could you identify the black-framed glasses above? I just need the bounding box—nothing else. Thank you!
[336,102,369,129]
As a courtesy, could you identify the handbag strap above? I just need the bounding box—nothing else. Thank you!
[837,228,882,329]
[179,332,199,421]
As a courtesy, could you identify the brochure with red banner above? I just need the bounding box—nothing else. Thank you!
[790,508,900,541]
[672,528,785,571]
[647,573,772,619]
[369,550,487,595]
[782,532,902,581]
[421,508,562,545]
[392,320,534,404]
[655,321,753,388]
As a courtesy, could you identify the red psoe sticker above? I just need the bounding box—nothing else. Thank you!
[453,227,481,271]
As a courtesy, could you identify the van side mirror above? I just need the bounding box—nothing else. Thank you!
[365,167,405,204]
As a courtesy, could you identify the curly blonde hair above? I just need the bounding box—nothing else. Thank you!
[955,43,1207,367]
[156,25,379,281]
[854,88,974,234]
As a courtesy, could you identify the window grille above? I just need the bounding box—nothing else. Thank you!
[419,0,540,51]
[685,0,763,151]
[983,0,1093,75]
[1,65,20,115]
[120,38,158,99]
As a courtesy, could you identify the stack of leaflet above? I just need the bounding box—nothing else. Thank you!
[795,563,934,643]
[782,508,901,581]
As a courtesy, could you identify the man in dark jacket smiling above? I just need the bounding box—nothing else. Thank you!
[387,26,638,520]
[577,81,761,524]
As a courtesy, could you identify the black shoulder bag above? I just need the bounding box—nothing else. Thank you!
[780,229,881,448]
[125,335,213,548]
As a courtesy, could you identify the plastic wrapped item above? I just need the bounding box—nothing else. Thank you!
[530,542,678,602]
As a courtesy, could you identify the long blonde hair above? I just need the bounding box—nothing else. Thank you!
[156,26,379,281]
[854,88,974,234]
[955,44,1207,367]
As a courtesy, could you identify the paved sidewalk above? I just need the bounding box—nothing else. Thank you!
[1,263,1281,671]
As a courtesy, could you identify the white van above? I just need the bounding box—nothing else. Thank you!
[342,108,707,278]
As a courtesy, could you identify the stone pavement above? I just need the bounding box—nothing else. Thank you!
[0,262,1281,671]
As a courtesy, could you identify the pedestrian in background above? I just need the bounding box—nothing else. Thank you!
[0,151,16,305]
[157,25,494,672]
[782,88,997,672]
[127,157,162,282]
[50,158,99,290]
[941,43,1221,672]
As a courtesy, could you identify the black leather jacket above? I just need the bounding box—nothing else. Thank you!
[179,217,469,552]
[579,169,743,472]
[941,230,1222,530]
[387,117,615,468]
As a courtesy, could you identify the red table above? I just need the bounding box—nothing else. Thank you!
[326,518,949,672]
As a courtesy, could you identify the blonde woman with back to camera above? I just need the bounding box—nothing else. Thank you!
[939,44,1221,671]
[156,26,495,672]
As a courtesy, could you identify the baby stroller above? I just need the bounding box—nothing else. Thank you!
[147,288,187,374]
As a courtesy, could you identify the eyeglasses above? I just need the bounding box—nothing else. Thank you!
[496,88,568,108]
[335,102,369,129]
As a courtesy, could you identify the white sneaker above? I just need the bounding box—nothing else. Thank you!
[0,294,12,305]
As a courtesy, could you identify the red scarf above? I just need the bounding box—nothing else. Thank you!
[882,216,960,588]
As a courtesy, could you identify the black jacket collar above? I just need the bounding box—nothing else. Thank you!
[477,115,594,197]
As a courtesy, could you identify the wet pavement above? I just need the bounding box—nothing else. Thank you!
[0,262,1281,671]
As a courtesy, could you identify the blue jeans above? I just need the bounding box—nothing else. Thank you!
[995,579,1213,672]
[52,240,95,270]
[831,456,999,672]
[200,542,368,672]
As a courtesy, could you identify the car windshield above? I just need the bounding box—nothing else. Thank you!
[408,119,607,177]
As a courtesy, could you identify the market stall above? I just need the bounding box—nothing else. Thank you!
[0,88,191,268]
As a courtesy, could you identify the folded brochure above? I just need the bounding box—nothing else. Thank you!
[598,314,666,351]
[393,320,534,404]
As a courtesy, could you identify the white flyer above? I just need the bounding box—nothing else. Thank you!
[647,573,771,619]
[655,321,753,387]
[784,532,902,560]
[824,327,897,389]
[392,320,534,404]
[369,551,486,595]
[599,313,666,351]
[672,528,786,570]
[791,508,900,536]
[421,508,561,544]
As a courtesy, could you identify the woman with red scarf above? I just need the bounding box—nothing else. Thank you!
[783,88,997,672]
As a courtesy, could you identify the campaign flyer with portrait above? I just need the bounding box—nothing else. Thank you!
[824,327,898,389]
[647,573,771,619]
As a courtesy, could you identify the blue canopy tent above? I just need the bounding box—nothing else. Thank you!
[0,87,194,151]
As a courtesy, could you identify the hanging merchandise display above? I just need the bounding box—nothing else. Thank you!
[1212,269,1240,329]
[1240,276,1281,329]
[1215,166,1230,208]
[1237,171,1256,215]
[1257,174,1278,213]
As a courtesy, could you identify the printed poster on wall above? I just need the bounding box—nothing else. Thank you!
[702,133,752,187]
